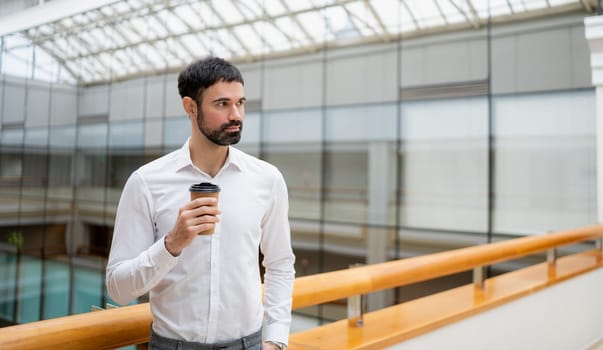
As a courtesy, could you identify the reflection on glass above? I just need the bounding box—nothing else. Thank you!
[400,97,489,232]
[22,128,49,204]
[72,265,103,315]
[0,252,17,322]
[107,121,145,206]
[18,256,42,323]
[48,126,76,202]
[264,148,322,221]
[0,129,24,211]
[323,144,368,224]
[76,123,107,204]
[492,90,596,233]
[263,109,323,221]
[163,118,190,151]
[43,260,70,319]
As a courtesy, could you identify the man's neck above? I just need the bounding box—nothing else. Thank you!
[189,137,229,178]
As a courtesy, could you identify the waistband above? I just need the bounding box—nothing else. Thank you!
[149,328,262,350]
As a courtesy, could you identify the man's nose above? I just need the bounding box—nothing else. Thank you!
[229,104,243,120]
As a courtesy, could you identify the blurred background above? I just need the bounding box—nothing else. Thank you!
[0,0,597,333]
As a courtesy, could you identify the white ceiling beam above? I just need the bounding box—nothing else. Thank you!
[448,0,479,29]
[0,0,120,37]
[229,1,261,54]
[464,0,481,28]
[433,0,449,25]
[363,0,390,37]
[401,0,420,30]
[278,0,316,45]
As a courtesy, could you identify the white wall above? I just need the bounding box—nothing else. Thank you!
[389,267,603,350]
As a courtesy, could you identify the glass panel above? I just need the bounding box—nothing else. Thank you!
[42,259,70,319]
[17,256,42,323]
[22,128,49,203]
[0,129,23,219]
[76,123,108,204]
[163,118,189,151]
[323,144,369,224]
[325,104,397,143]
[237,112,260,156]
[399,97,489,232]
[0,251,17,322]
[107,121,145,206]
[47,126,76,202]
[263,108,323,221]
[492,90,596,234]
[72,264,103,314]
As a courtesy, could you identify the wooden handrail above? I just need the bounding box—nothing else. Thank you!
[292,224,603,309]
[0,224,602,349]
[0,302,152,350]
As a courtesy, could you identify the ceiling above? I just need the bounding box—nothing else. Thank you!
[0,0,597,85]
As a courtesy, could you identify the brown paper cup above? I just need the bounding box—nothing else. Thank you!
[189,182,220,235]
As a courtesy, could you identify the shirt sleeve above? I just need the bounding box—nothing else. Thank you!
[106,172,178,305]
[260,169,296,346]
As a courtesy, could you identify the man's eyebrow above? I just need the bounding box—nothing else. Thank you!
[211,97,246,103]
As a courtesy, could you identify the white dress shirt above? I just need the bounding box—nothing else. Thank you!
[106,140,295,346]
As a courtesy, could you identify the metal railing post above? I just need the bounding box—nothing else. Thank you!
[596,237,603,253]
[473,266,485,290]
[546,248,557,265]
[347,263,366,327]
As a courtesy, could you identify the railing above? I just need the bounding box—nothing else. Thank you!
[1,225,602,349]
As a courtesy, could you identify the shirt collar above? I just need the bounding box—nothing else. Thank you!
[174,138,243,173]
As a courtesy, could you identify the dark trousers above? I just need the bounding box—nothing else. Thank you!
[149,328,262,350]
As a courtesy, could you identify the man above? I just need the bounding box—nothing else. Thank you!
[106,57,295,350]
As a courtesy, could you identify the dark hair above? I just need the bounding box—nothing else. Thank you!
[177,57,244,101]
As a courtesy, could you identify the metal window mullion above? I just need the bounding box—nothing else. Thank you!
[336,0,378,37]
[164,5,220,58]
[93,9,153,71]
[142,16,185,65]
[363,0,391,37]
[504,0,516,14]
[433,0,450,25]
[277,0,317,45]
[119,7,172,71]
[448,0,479,28]
[464,0,481,28]
[401,0,420,30]
[208,1,260,54]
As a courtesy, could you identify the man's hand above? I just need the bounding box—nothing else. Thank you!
[262,341,283,350]
[164,197,220,256]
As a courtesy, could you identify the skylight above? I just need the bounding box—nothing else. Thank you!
[0,0,595,85]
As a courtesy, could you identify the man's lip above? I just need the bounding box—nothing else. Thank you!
[224,125,240,132]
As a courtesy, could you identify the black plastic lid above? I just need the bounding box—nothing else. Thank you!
[189,182,221,192]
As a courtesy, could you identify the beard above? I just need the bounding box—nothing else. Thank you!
[196,110,242,146]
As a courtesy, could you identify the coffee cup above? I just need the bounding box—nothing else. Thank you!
[189,182,220,235]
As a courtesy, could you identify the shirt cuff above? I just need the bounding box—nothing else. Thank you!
[149,236,178,268]
[263,323,290,346]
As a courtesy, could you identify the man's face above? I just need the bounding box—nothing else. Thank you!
[196,80,245,146]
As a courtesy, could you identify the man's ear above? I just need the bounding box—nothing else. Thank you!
[182,96,197,120]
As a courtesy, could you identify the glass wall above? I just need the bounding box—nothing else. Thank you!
[0,3,596,332]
